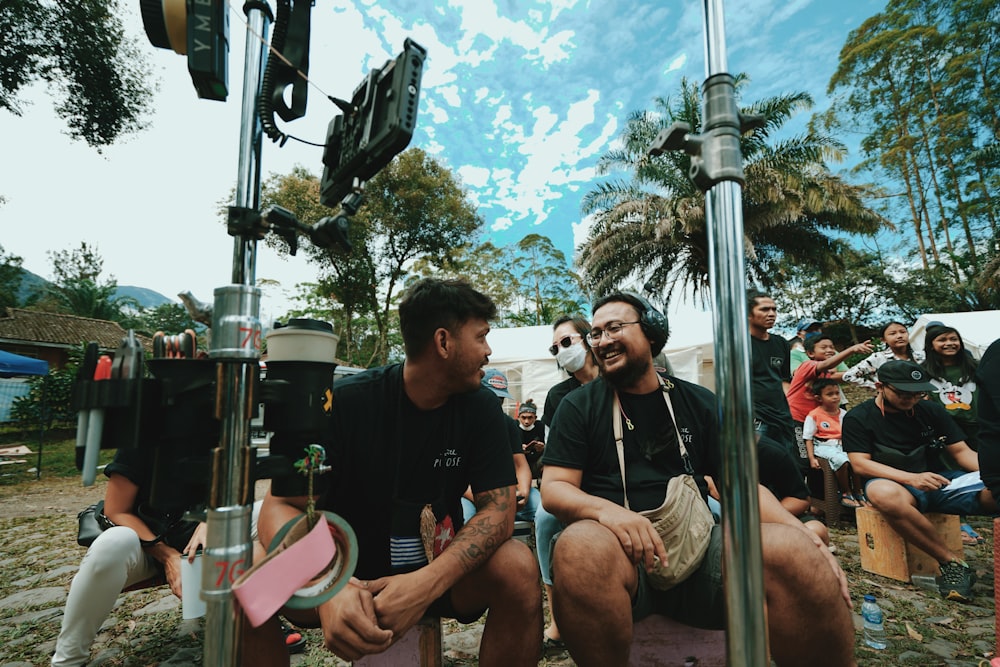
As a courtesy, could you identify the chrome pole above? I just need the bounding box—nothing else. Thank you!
[700,1,768,665]
[202,4,270,666]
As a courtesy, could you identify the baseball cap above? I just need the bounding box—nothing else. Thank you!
[481,368,513,398]
[796,317,822,332]
[876,360,936,392]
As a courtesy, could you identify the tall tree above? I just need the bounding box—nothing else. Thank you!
[0,244,24,310]
[258,149,483,366]
[820,0,1000,283]
[578,76,887,304]
[1,1,155,148]
[36,242,136,320]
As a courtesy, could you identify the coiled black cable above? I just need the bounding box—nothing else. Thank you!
[258,0,291,145]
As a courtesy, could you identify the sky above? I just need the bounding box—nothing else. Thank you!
[0,0,887,327]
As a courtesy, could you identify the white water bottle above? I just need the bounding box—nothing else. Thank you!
[861,594,888,649]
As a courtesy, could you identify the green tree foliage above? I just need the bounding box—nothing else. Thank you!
[410,235,588,327]
[820,0,1000,285]
[34,242,137,321]
[0,0,155,148]
[0,244,24,310]
[259,149,483,366]
[121,302,198,339]
[578,76,887,304]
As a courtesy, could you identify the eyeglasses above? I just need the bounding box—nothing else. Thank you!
[884,385,927,400]
[585,321,641,346]
[548,333,582,356]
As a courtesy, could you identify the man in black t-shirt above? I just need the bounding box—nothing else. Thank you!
[977,340,1000,503]
[542,292,855,667]
[251,279,541,666]
[747,291,798,464]
[844,360,995,603]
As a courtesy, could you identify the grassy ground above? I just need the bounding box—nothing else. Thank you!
[1,436,996,666]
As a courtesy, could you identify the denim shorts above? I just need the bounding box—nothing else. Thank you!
[865,469,985,515]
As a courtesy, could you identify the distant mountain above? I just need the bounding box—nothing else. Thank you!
[11,268,174,311]
[115,286,174,309]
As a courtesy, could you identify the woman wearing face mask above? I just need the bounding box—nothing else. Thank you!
[536,315,599,653]
[922,322,983,545]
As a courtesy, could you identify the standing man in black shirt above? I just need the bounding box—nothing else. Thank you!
[249,278,541,666]
[747,290,799,466]
[542,292,854,667]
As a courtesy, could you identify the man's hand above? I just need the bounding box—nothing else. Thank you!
[369,570,435,639]
[318,578,393,661]
[906,471,953,492]
[595,503,667,573]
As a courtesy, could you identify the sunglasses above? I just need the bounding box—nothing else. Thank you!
[548,333,582,356]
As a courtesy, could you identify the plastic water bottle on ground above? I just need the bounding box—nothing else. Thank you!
[861,594,888,650]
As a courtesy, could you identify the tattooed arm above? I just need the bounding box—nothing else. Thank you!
[366,484,516,638]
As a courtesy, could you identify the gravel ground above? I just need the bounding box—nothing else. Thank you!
[0,475,996,666]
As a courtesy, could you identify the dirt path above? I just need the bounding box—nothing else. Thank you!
[0,474,106,520]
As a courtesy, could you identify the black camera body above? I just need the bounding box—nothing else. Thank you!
[319,38,427,207]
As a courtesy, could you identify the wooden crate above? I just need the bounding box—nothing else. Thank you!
[857,507,962,582]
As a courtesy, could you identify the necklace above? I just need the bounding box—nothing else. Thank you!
[617,394,634,431]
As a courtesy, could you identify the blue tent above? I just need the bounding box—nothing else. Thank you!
[0,350,49,377]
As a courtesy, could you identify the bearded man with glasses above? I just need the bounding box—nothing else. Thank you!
[843,360,996,603]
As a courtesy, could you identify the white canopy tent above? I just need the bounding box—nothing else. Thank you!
[910,311,1000,359]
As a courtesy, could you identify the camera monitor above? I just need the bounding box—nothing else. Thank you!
[319,38,427,208]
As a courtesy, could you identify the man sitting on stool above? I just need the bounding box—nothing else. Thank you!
[843,360,996,602]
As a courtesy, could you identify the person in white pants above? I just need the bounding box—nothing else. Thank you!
[51,445,264,667]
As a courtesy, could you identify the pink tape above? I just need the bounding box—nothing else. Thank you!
[232,516,337,627]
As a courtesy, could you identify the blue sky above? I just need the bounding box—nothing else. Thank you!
[0,0,887,323]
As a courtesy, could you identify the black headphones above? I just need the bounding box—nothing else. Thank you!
[622,292,669,356]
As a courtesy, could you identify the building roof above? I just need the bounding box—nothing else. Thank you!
[0,308,139,350]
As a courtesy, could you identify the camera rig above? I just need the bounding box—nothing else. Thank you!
[73,3,430,665]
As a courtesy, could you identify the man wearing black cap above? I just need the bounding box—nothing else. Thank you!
[843,360,996,603]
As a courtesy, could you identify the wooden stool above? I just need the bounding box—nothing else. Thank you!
[353,617,442,667]
[629,615,726,666]
[857,507,962,582]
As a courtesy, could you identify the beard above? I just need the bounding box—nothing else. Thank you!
[599,347,653,389]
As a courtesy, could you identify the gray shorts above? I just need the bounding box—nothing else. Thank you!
[632,524,725,629]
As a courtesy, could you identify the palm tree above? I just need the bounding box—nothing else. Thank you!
[578,76,889,303]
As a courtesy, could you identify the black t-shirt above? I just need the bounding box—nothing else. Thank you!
[104,448,199,551]
[541,375,582,427]
[756,437,809,502]
[319,364,515,579]
[543,376,720,511]
[977,340,1000,499]
[518,421,546,478]
[750,334,794,428]
[842,398,967,475]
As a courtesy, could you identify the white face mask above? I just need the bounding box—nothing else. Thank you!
[556,342,588,373]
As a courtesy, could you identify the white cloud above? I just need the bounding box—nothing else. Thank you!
[664,53,688,75]
[492,216,514,231]
[438,85,462,107]
[474,87,490,103]
[458,165,491,188]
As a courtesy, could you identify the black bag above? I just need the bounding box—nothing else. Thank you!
[76,501,106,547]
[870,442,928,474]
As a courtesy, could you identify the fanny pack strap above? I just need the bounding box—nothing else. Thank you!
[613,379,691,512]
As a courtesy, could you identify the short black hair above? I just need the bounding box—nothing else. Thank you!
[811,377,840,396]
[552,314,593,349]
[746,288,771,312]
[804,334,833,354]
[398,278,497,356]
